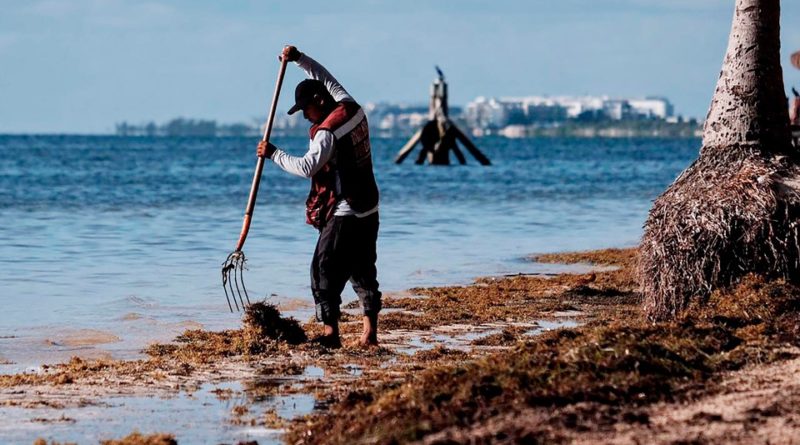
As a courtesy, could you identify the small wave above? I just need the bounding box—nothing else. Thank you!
[120,312,144,321]
[46,329,121,347]
[103,295,159,309]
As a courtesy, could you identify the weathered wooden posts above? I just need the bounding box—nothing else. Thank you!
[395,67,490,166]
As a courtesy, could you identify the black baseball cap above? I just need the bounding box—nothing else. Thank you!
[287,79,327,115]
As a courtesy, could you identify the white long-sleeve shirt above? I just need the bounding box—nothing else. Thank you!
[270,54,377,217]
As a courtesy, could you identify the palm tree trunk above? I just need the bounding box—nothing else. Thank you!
[639,0,799,320]
[702,0,791,156]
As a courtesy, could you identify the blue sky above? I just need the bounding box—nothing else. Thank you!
[1,0,799,133]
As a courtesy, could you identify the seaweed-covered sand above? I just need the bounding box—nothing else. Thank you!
[3,248,800,444]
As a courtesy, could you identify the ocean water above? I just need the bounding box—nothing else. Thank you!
[0,135,698,371]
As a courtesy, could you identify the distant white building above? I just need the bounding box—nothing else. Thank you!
[378,112,427,130]
[464,97,510,129]
[603,99,633,120]
[363,102,430,135]
[628,97,674,119]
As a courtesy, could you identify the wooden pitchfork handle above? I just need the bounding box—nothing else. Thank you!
[234,55,289,252]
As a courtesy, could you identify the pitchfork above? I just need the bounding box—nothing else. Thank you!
[222,54,288,312]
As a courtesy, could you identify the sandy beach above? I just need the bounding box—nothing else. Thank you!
[2,247,798,444]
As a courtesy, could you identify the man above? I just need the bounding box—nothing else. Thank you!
[257,45,381,348]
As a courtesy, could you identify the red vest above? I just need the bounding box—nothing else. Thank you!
[305,101,379,228]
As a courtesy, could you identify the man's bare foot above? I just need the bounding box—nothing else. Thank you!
[359,314,379,346]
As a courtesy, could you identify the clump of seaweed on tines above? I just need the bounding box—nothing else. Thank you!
[243,301,307,350]
[143,301,307,364]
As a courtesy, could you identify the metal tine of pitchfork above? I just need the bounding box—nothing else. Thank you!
[222,251,251,312]
[221,254,238,312]
[239,266,250,306]
[232,254,250,308]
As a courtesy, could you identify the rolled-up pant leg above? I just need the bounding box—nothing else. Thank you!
[310,216,349,324]
[349,212,382,316]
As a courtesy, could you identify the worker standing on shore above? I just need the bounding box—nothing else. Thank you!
[257,45,381,348]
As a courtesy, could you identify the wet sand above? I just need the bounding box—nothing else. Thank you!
[1,248,799,444]
[0,252,608,443]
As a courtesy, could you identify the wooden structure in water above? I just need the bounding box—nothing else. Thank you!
[394,67,490,166]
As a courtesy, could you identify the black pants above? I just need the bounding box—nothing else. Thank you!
[310,212,381,324]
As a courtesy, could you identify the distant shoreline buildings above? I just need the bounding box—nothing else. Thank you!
[115,95,700,138]
[466,96,673,129]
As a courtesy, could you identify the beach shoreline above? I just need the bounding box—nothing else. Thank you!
[1,247,798,444]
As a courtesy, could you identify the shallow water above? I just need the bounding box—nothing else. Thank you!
[0,135,698,372]
[0,379,315,444]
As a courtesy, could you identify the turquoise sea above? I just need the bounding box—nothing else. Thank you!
[0,135,698,372]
